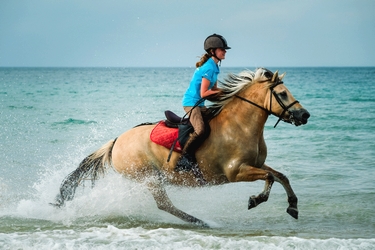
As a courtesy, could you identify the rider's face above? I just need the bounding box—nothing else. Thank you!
[215,48,227,60]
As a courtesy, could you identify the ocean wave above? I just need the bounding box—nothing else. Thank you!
[51,118,98,126]
[0,226,374,250]
[7,105,35,110]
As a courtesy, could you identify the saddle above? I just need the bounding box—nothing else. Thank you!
[149,108,219,153]
[150,111,193,153]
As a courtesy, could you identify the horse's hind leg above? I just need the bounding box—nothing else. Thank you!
[146,177,209,228]
[262,164,298,219]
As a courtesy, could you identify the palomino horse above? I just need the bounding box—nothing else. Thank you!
[52,68,310,227]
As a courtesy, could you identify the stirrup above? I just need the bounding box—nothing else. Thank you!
[175,154,207,186]
[175,154,196,172]
[191,164,207,186]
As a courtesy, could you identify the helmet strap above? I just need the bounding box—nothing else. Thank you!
[209,49,221,66]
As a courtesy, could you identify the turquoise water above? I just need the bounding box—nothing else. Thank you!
[0,67,374,249]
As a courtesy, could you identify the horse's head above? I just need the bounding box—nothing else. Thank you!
[257,68,310,127]
[210,68,310,127]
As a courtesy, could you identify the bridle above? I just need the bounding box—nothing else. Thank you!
[235,80,299,128]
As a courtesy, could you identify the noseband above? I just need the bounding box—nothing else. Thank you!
[235,81,299,128]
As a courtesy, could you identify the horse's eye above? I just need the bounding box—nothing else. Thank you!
[279,91,287,98]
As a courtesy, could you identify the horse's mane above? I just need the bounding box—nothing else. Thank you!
[208,67,274,111]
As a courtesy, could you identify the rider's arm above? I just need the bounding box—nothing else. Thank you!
[200,78,220,98]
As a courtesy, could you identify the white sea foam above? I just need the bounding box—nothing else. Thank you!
[1,226,374,250]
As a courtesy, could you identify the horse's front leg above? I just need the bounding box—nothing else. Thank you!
[234,164,275,210]
[146,176,209,228]
[262,164,298,219]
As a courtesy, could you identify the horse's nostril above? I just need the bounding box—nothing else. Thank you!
[302,112,310,120]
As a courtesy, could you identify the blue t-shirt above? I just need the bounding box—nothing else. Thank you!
[182,58,219,107]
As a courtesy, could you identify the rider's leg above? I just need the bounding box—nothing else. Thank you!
[175,107,205,171]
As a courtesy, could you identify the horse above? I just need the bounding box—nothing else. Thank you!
[51,68,310,227]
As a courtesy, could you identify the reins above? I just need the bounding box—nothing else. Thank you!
[235,80,299,128]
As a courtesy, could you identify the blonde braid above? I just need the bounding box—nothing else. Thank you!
[195,53,211,68]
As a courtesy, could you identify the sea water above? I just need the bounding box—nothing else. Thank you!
[0,67,374,249]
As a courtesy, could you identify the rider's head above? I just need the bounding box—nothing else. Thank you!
[196,34,231,68]
[204,34,231,60]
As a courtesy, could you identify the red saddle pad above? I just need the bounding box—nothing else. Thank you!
[150,121,182,152]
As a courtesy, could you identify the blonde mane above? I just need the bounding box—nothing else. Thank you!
[209,67,274,110]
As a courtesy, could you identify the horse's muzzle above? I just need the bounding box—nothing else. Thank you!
[290,108,310,126]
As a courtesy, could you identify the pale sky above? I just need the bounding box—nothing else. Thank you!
[1,0,374,67]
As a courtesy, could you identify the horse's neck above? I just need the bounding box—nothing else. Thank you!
[212,101,268,138]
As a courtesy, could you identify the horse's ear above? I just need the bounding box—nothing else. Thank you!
[279,72,286,80]
[272,70,279,82]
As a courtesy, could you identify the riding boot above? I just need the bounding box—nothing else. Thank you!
[175,132,200,172]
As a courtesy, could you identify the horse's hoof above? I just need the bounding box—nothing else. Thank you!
[248,196,257,210]
[196,221,210,228]
[49,202,62,208]
[287,207,298,219]
[192,218,209,228]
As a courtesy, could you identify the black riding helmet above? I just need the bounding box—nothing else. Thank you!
[204,34,231,52]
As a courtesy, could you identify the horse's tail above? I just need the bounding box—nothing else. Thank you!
[51,138,117,207]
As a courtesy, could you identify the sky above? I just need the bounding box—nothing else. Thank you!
[0,0,374,67]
